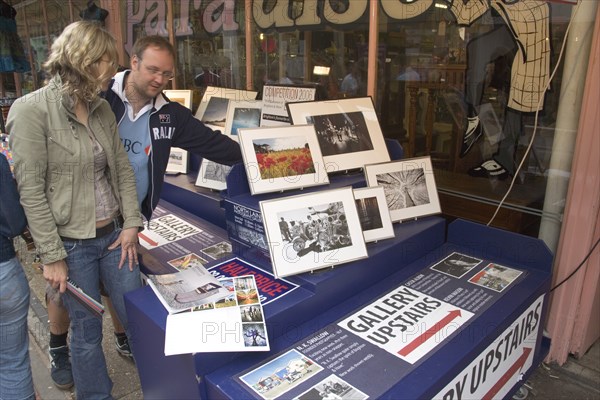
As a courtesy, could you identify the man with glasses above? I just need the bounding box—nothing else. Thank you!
[104,35,242,216]
[45,35,243,383]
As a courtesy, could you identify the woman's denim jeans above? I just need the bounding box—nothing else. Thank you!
[0,256,35,400]
[61,229,141,400]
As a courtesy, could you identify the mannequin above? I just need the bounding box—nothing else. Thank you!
[0,0,30,73]
[80,1,108,24]
[0,0,17,20]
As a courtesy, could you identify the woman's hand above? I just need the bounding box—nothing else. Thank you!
[43,260,69,293]
[109,227,139,270]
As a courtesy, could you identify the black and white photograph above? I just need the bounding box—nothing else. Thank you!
[225,100,263,135]
[295,374,368,400]
[228,220,268,251]
[353,186,395,243]
[195,159,233,191]
[238,125,329,195]
[194,86,259,128]
[203,240,233,260]
[239,349,322,400]
[260,187,368,278]
[469,263,524,292]
[307,111,373,156]
[431,252,482,279]
[287,97,390,172]
[376,168,430,209]
[364,157,441,222]
[277,201,352,259]
[240,304,264,322]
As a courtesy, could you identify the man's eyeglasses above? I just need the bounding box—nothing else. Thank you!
[139,58,174,80]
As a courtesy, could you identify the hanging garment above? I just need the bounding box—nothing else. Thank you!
[0,2,30,73]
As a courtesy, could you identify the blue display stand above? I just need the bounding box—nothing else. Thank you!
[125,206,445,398]
[205,219,553,400]
[161,172,227,229]
[126,139,552,399]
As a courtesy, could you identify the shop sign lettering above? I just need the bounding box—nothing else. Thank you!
[125,0,433,54]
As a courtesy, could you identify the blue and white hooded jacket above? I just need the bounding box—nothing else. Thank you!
[103,71,242,221]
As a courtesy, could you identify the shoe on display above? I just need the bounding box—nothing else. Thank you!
[115,333,134,359]
[468,159,510,180]
[49,345,74,390]
[460,116,483,158]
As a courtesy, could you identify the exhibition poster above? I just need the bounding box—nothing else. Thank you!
[146,264,229,314]
[165,274,271,355]
[207,257,299,306]
[236,252,530,399]
[138,204,234,275]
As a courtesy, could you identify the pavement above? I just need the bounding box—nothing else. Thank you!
[16,238,599,400]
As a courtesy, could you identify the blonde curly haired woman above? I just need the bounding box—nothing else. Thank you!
[8,21,142,398]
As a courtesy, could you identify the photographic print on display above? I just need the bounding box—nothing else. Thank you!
[468,263,524,292]
[165,147,189,174]
[238,125,329,195]
[202,241,233,260]
[195,86,258,129]
[431,252,482,279]
[167,252,208,271]
[295,374,369,400]
[239,349,323,400]
[364,156,441,222]
[287,97,390,172]
[195,159,233,191]
[353,186,395,243]
[260,187,367,278]
[163,90,192,174]
[224,100,263,135]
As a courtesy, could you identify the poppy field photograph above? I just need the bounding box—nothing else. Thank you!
[253,136,316,180]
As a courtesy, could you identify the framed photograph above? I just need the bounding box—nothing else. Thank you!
[238,124,329,195]
[223,100,263,136]
[163,89,192,109]
[287,97,390,173]
[195,86,258,129]
[260,187,368,278]
[165,147,189,174]
[195,159,233,191]
[364,156,441,223]
[164,90,193,174]
[353,186,395,243]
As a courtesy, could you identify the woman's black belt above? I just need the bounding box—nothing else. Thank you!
[60,215,124,242]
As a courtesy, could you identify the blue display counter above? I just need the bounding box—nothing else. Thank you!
[125,138,552,399]
[125,200,445,398]
[161,172,227,229]
[204,219,553,400]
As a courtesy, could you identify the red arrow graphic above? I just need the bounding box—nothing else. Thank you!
[482,347,532,400]
[138,232,159,247]
[398,309,462,357]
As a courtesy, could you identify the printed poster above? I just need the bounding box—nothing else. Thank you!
[260,84,316,127]
[165,275,270,354]
[138,204,234,274]
[236,252,530,399]
[208,257,298,305]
